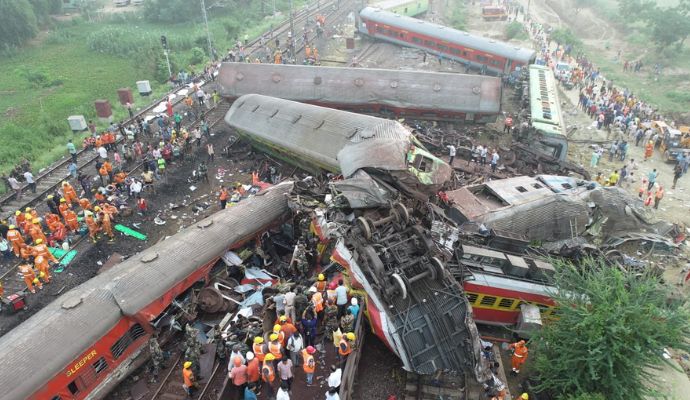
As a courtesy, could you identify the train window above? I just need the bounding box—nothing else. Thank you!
[424,40,435,47]
[451,48,460,55]
[111,323,145,360]
[490,60,501,66]
[438,44,449,52]
[412,37,422,44]
[376,26,383,33]
[67,381,79,395]
[51,397,62,400]
[498,298,515,309]
[463,51,468,56]
[480,295,497,306]
[466,292,479,304]
[412,155,434,173]
[476,55,488,63]
[93,357,108,374]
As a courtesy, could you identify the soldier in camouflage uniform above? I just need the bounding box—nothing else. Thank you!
[213,325,226,361]
[184,323,203,378]
[292,242,308,278]
[148,333,165,382]
[323,299,339,340]
[340,309,355,333]
[294,287,310,319]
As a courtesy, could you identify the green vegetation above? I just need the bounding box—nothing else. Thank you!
[617,0,690,49]
[447,0,466,30]
[550,27,583,50]
[533,258,690,400]
[0,0,304,187]
[504,21,527,41]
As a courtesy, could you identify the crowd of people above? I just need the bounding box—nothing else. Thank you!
[177,271,362,400]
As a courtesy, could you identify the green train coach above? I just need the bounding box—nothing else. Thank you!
[371,0,429,17]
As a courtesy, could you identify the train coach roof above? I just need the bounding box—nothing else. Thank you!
[0,182,293,399]
[0,274,122,399]
[360,7,536,63]
[218,63,501,115]
[225,94,414,177]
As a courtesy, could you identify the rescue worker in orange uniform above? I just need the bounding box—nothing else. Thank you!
[32,238,57,263]
[6,225,25,257]
[48,221,67,247]
[23,213,33,232]
[114,171,128,187]
[315,273,328,293]
[311,289,324,315]
[63,209,79,232]
[14,210,26,232]
[301,345,317,385]
[19,243,33,260]
[509,340,529,375]
[245,352,261,392]
[62,181,78,204]
[79,197,92,211]
[85,212,100,243]
[99,211,115,242]
[261,353,277,399]
[33,254,51,284]
[219,187,229,210]
[101,203,118,220]
[268,333,282,361]
[338,332,355,365]
[182,361,198,397]
[19,263,41,293]
[29,219,48,245]
[644,140,654,160]
[99,163,110,185]
[279,316,297,343]
[253,336,267,362]
[58,198,70,217]
[45,213,60,232]
[25,207,39,221]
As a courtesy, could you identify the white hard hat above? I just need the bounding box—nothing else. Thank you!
[246,352,254,361]
[308,286,317,293]
[351,297,358,305]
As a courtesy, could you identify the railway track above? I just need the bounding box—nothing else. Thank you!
[403,372,466,400]
[0,0,348,220]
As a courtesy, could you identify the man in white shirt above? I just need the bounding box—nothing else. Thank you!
[23,170,35,193]
[327,365,342,391]
[335,279,349,319]
[283,289,297,323]
[98,145,108,159]
[446,144,456,165]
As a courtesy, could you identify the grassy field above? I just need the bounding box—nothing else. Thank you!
[0,1,303,190]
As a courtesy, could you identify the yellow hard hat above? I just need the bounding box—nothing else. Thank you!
[346,332,356,341]
[184,361,192,369]
[318,273,325,281]
[273,324,281,333]
[60,198,66,203]
[264,353,276,361]
[269,333,279,341]
[33,278,39,284]
[47,195,53,199]
[9,225,15,230]
[35,239,43,244]
[25,207,31,212]
[39,271,45,278]
[254,336,264,344]
[15,211,21,216]
[32,219,39,224]
[24,213,31,219]
[94,206,101,212]
[521,394,529,400]
[279,315,287,322]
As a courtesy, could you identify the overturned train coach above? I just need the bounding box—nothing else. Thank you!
[225,94,453,198]
[0,183,293,400]
[218,63,502,123]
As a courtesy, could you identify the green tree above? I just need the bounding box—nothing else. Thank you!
[505,21,526,41]
[549,27,583,49]
[645,4,690,49]
[533,258,690,400]
[0,0,39,49]
[616,0,654,20]
[28,0,62,22]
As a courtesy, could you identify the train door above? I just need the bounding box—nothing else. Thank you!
[504,59,513,75]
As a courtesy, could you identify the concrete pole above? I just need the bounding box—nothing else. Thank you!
[200,0,214,60]
[289,0,296,62]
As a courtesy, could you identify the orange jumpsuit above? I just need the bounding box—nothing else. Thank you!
[29,224,48,245]
[63,210,79,232]
[32,243,57,263]
[34,255,51,283]
[114,172,127,185]
[100,213,114,239]
[22,214,33,233]
[19,244,32,260]
[15,213,26,232]
[102,203,118,219]
[644,142,654,160]
[85,214,100,242]
[509,341,529,373]
[6,228,25,256]
[63,183,78,204]
[45,213,60,232]
[58,202,70,217]
[19,264,40,293]
[49,222,67,246]
[79,198,92,211]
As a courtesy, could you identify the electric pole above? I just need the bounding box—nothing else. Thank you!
[200,0,214,60]
[289,0,295,62]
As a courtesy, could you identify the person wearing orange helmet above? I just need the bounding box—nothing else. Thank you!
[509,340,529,375]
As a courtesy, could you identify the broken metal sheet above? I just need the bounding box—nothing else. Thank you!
[329,172,394,209]
[221,251,243,266]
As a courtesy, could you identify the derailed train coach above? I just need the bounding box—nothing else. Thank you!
[224,94,453,198]
[218,63,502,123]
[0,183,293,400]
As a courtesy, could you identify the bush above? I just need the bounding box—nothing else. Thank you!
[448,3,466,30]
[189,47,206,65]
[550,27,583,49]
[505,21,526,40]
[15,67,62,88]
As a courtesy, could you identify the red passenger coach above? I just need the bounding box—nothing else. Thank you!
[0,183,293,400]
[358,7,536,75]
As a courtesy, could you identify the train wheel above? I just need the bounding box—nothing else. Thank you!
[363,245,386,277]
[391,273,408,300]
[356,216,373,240]
[394,202,410,225]
[429,257,445,281]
